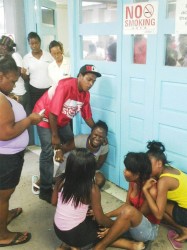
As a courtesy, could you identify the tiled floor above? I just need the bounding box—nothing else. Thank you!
[7,148,187,249]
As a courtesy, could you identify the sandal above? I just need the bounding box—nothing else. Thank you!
[0,232,31,247]
[32,175,40,195]
[7,207,23,225]
[167,230,183,250]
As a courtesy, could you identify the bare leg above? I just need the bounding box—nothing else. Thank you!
[56,242,80,250]
[0,188,27,244]
[93,204,143,250]
[105,203,129,218]
[111,238,145,250]
[164,202,187,242]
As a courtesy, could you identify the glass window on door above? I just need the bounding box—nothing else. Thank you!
[167,0,176,18]
[80,0,117,23]
[81,35,117,62]
[133,35,147,64]
[41,6,55,26]
[165,34,187,67]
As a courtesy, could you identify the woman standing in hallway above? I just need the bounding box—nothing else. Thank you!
[23,32,53,110]
[0,56,43,247]
[143,140,187,243]
[48,40,71,86]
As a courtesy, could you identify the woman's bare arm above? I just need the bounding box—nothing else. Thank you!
[91,184,114,228]
[0,95,42,140]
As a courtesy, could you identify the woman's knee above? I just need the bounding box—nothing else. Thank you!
[95,172,106,188]
[120,204,138,219]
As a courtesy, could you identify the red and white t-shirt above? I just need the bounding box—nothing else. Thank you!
[33,78,92,128]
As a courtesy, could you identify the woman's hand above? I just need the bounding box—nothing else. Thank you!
[143,178,157,192]
[87,205,95,218]
[97,227,109,239]
[28,112,44,125]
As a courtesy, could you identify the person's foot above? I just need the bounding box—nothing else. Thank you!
[56,242,71,250]
[32,175,40,195]
[0,232,31,247]
[174,226,187,242]
[39,189,53,203]
[7,208,23,225]
[132,242,145,250]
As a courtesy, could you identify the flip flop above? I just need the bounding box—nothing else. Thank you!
[7,207,23,225]
[32,175,40,195]
[167,230,183,250]
[0,232,31,247]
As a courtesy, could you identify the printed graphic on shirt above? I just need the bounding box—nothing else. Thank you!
[63,99,83,118]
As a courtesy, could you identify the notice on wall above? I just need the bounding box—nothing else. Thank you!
[175,0,187,34]
[123,2,158,35]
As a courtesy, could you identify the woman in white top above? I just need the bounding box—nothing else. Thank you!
[48,40,71,86]
[23,32,53,110]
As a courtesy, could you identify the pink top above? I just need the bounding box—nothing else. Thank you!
[54,191,89,230]
[0,95,29,154]
[33,78,92,128]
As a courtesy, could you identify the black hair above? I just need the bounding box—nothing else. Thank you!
[0,55,18,74]
[27,32,41,43]
[146,140,170,166]
[91,120,108,135]
[61,148,96,208]
[124,152,152,184]
[49,40,64,54]
[124,152,151,208]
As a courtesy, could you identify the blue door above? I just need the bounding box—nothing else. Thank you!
[120,0,187,189]
[120,0,158,189]
[68,0,123,185]
[153,2,187,173]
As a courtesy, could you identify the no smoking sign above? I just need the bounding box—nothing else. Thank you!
[144,4,154,18]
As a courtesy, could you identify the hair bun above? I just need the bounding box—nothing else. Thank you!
[147,140,165,153]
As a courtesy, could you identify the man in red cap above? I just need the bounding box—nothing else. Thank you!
[33,64,102,203]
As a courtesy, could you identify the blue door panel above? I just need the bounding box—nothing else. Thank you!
[70,1,123,186]
[153,1,187,173]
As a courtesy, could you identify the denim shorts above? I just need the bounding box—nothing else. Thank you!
[0,151,24,190]
[129,215,159,242]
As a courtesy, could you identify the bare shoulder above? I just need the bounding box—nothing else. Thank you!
[159,172,177,190]
[0,94,11,110]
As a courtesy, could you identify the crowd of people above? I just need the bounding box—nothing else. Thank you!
[0,33,187,250]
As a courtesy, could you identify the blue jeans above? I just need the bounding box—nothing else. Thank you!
[37,124,73,192]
